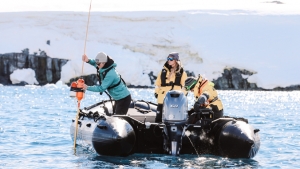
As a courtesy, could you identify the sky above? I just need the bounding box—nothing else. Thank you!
[1,0,300,89]
[2,0,300,14]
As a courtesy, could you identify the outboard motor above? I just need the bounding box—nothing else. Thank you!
[162,90,188,155]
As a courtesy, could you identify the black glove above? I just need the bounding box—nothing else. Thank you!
[197,95,207,105]
[188,108,195,116]
[154,93,158,98]
[194,93,209,111]
[193,102,200,112]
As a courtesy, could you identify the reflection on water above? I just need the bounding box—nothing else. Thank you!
[0,86,299,168]
[72,144,260,169]
[92,153,259,169]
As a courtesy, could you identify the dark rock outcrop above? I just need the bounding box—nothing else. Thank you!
[211,67,300,91]
[1,50,299,91]
[67,74,99,86]
[0,49,68,85]
[212,67,259,90]
[272,85,300,91]
[148,71,157,85]
[67,67,299,91]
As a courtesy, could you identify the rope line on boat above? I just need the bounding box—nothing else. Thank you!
[223,116,248,123]
[185,130,200,157]
[135,107,151,114]
[77,109,107,123]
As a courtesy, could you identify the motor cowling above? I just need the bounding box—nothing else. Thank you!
[162,90,188,122]
[162,90,188,155]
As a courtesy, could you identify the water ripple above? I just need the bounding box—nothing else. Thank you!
[0,87,299,168]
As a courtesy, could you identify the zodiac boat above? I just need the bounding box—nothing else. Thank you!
[70,90,260,158]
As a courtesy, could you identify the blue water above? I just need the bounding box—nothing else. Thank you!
[0,85,299,169]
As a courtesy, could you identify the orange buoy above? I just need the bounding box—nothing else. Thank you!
[70,81,78,97]
[76,79,85,101]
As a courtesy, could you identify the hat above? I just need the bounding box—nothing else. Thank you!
[185,77,197,91]
[95,52,107,63]
[168,52,179,61]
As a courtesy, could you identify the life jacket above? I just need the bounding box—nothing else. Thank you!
[96,66,126,90]
[198,78,208,96]
[197,76,218,106]
[160,67,183,90]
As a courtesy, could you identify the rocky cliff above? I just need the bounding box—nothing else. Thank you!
[1,50,299,91]
[212,67,259,90]
[0,49,68,85]
[212,67,300,91]
[68,67,300,91]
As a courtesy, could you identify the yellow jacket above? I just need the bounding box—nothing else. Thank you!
[193,76,223,111]
[155,63,187,104]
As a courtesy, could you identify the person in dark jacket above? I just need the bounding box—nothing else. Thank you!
[82,52,131,115]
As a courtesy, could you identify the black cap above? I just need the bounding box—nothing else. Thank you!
[185,77,197,90]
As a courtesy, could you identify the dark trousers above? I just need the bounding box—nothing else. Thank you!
[211,104,224,119]
[155,104,163,123]
[114,94,132,115]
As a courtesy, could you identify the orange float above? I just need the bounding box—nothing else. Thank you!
[76,79,85,101]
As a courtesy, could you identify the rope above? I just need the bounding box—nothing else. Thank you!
[82,0,93,75]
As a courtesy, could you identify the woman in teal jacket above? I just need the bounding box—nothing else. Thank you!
[82,52,131,115]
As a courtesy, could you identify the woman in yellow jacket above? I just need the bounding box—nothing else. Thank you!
[184,75,223,122]
[154,52,187,122]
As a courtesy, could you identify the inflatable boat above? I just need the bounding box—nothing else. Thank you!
[70,90,260,158]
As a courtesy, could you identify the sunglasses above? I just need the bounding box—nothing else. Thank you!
[96,62,105,66]
[185,81,197,91]
[167,57,174,61]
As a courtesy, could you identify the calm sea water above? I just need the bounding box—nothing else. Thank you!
[0,85,299,169]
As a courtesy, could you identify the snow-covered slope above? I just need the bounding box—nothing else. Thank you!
[1,0,300,89]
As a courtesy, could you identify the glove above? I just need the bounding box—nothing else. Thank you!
[193,102,201,112]
[188,108,195,116]
[197,95,207,105]
[193,93,209,111]
[154,93,158,98]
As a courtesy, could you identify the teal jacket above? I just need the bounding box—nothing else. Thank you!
[86,57,130,100]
